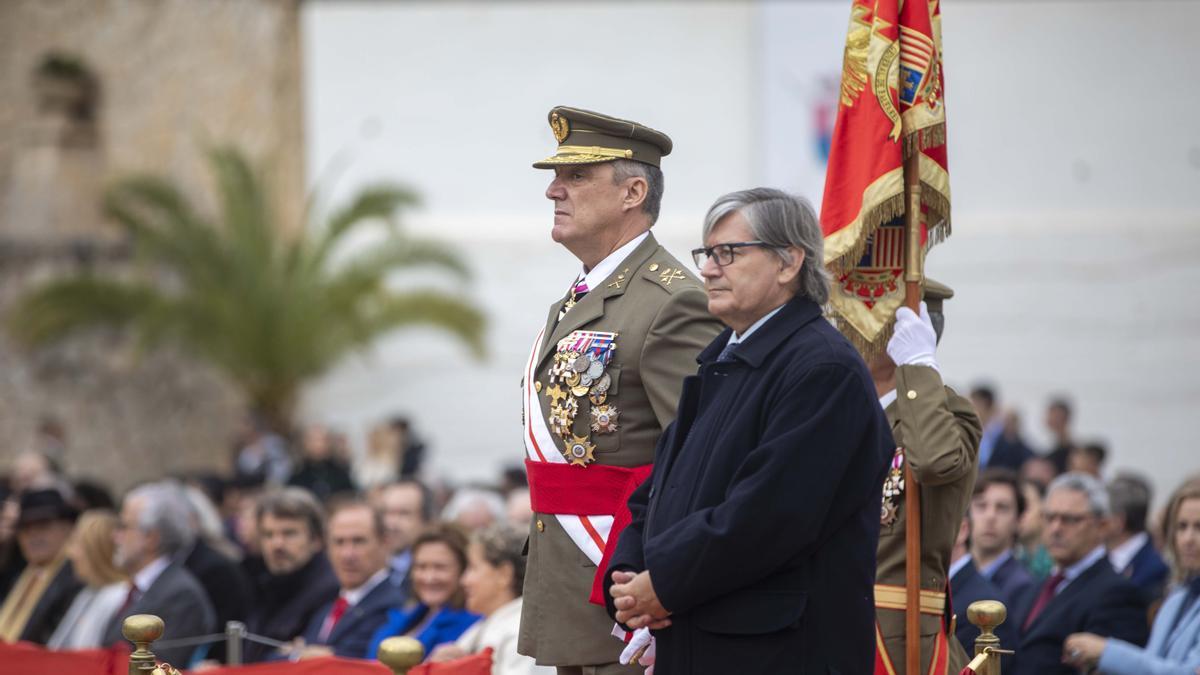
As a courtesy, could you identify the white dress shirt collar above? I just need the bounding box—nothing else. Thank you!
[979,548,1015,580]
[726,304,786,348]
[878,389,898,410]
[1109,532,1149,574]
[949,554,973,580]
[1055,545,1109,593]
[341,567,390,607]
[577,232,650,292]
[133,555,171,594]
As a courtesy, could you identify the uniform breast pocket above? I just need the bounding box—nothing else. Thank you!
[590,365,621,454]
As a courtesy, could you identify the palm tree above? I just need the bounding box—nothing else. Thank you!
[7,146,485,430]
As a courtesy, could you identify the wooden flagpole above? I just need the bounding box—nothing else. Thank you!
[902,148,924,675]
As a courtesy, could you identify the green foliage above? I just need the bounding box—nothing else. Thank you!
[8,146,485,428]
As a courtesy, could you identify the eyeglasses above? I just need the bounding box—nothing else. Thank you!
[691,241,778,268]
[1041,511,1094,526]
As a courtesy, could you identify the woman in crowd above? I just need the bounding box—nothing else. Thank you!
[428,524,552,674]
[47,510,127,649]
[368,523,479,659]
[1063,478,1200,673]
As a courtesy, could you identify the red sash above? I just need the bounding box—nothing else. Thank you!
[526,458,652,605]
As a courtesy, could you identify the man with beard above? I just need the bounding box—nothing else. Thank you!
[244,488,339,662]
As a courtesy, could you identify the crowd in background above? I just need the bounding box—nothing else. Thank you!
[0,385,1197,674]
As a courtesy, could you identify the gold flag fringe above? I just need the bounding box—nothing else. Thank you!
[902,122,946,160]
[921,184,951,248]
[826,192,906,274]
[829,310,895,363]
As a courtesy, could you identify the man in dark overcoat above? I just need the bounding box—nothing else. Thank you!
[604,188,893,674]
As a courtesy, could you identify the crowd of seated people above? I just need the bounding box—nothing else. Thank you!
[0,400,1196,675]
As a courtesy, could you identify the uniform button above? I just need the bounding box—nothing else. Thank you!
[535,381,542,392]
[649,263,660,271]
[536,519,545,532]
[907,390,918,400]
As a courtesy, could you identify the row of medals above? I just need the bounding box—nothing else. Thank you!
[880,448,905,526]
[546,348,619,466]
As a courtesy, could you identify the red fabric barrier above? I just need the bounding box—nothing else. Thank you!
[0,641,126,675]
[409,649,493,675]
[189,656,390,674]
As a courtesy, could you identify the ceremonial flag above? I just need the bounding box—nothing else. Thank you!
[821,0,951,353]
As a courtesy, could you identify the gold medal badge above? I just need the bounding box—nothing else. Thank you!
[565,434,596,467]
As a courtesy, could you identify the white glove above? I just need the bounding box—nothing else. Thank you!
[619,627,656,672]
[887,301,939,371]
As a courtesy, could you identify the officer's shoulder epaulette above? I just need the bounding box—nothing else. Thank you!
[638,260,703,295]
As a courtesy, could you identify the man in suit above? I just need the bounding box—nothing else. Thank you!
[864,280,982,674]
[378,479,432,600]
[605,188,892,673]
[970,386,1034,472]
[948,517,1014,655]
[970,468,1036,602]
[296,500,403,659]
[181,487,255,663]
[1011,472,1149,674]
[0,486,81,644]
[1107,473,1169,602]
[104,482,216,668]
[243,488,339,662]
[519,106,722,675]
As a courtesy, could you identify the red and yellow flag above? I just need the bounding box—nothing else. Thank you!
[820,0,951,353]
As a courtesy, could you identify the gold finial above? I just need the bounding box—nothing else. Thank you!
[967,599,1007,635]
[378,636,426,675]
[123,614,164,675]
[967,600,1011,675]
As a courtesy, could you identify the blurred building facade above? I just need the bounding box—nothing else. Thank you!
[0,0,305,489]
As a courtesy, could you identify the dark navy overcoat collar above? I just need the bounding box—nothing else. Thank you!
[698,295,825,368]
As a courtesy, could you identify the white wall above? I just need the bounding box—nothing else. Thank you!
[302,1,1200,502]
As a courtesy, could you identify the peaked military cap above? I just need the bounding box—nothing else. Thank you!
[922,278,954,314]
[533,106,673,169]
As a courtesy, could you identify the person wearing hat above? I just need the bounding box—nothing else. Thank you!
[867,281,984,675]
[519,106,722,674]
[0,487,82,644]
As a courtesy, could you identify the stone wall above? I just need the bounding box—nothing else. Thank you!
[0,0,304,493]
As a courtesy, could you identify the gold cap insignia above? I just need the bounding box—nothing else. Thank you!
[550,112,570,143]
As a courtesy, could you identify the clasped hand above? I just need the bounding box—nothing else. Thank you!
[610,570,672,630]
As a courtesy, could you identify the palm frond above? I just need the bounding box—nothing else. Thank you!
[364,290,488,359]
[8,145,486,428]
[311,185,420,265]
[7,277,172,347]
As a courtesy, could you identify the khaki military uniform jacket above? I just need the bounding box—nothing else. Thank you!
[518,234,722,667]
[876,364,982,675]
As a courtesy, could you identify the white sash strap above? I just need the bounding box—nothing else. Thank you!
[523,327,613,565]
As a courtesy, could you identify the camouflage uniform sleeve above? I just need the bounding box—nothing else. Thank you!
[893,364,982,486]
[639,286,723,428]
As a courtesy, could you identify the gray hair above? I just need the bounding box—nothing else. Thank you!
[701,188,831,304]
[473,523,529,597]
[126,481,196,556]
[1047,472,1112,517]
[611,159,664,226]
[1108,473,1152,534]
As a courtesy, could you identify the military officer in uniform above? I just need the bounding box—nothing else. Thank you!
[518,106,722,675]
[865,281,983,675]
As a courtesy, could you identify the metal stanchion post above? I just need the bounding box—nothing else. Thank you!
[225,620,246,666]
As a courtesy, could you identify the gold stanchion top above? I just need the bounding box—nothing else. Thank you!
[378,636,425,674]
[967,600,1007,632]
[122,614,164,644]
